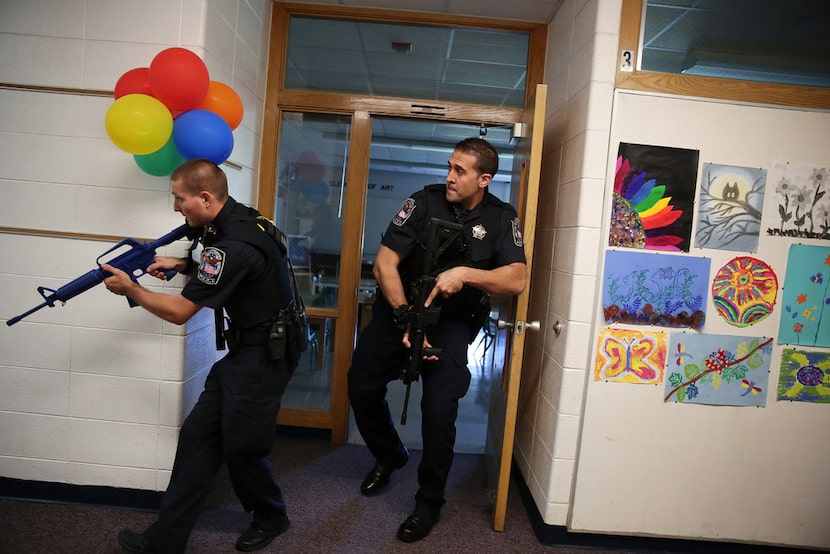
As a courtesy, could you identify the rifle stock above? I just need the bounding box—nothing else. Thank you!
[399,217,464,425]
[6,224,194,326]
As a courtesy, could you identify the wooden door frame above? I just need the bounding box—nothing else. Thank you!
[257,2,548,444]
[492,84,547,531]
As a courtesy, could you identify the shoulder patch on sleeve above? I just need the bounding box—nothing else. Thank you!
[511,217,524,247]
[392,197,416,226]
[197,247,226,285]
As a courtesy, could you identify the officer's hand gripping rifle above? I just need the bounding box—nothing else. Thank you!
[7,224,194,326]
[398,217,464,425]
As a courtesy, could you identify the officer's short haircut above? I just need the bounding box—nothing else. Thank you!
[172,158,229,201]
[454,138,499,178]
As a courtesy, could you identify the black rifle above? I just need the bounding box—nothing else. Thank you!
[7,224,194,326]
[399,217,464,425]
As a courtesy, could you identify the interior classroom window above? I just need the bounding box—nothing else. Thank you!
[617,0,830,111]
[284,15,531,107]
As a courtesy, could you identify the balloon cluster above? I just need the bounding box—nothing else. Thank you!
[104,48,243,176]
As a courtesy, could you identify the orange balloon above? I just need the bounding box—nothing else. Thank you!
[195,81,244,130]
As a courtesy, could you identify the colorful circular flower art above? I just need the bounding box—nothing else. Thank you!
[711,256,778,327]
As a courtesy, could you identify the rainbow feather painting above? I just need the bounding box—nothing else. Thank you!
[610,143,699,252]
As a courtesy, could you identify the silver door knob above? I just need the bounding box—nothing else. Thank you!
[497,319,541,334]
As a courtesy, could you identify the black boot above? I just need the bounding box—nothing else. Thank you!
[396,504,440,543]
[360,447,409,495]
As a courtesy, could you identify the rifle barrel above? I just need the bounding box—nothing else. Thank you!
[401,383,412,425]
[6,302,50,326]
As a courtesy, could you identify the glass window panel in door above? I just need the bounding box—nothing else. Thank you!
[274,112,349,411]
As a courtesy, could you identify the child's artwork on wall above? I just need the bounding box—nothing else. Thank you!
[602,250,709,329]
[777,348,830,403]
[593,327,667,384]
[694,163,766,252]
[767,164,830,240]
[711,256,779,328]
[609,142,699,252]
[778,244,830,347]
[665,333,774,406]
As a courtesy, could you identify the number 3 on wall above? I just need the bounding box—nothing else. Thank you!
[620,50,634,72]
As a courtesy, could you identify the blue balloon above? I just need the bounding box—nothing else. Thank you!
[172,109,234,165]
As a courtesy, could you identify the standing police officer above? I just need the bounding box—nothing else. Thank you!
[104,159,297,553]
[348,138,527,543]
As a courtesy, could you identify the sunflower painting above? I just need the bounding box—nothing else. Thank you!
[610,143,700,252]
[777,348,830,403]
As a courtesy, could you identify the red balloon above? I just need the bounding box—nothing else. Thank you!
[195,81,244,130]
[114,67,152,99]
[149,48,209,112]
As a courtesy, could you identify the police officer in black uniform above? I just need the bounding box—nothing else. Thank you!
[103,159,297,553]
[348,138,527,543]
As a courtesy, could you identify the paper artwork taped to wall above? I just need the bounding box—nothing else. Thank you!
[665,333,773,406]
[767,163,830,240]
[603,250,709,329]
[694,163,766,252]
[777,348,830,403]
[594,327,667,384]
[778,244,830,347]
[711,256,779,327]
[609,142,700,252]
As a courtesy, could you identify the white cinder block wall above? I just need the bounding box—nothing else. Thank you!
[515,0,621,526]
[0,0,270,492]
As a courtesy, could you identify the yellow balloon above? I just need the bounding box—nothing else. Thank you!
[105,94,173,155]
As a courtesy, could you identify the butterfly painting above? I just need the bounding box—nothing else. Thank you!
[594,328,667,384]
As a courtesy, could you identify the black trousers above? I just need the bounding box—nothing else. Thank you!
[348,300,472,510]
[143,346,293,553]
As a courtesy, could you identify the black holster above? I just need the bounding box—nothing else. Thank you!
[268,308,307,368]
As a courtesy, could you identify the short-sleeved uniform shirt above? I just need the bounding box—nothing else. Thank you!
[382,184,526,310]
[182,198,292,329]
[384,184,525,272]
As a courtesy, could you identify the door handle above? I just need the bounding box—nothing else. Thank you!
[496,319,541,335]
